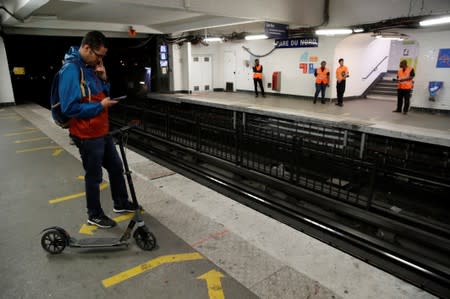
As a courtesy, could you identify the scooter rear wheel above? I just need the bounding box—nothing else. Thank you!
[133,227,156,251]
[41,229,66,254]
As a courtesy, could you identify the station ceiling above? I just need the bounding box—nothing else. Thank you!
[1,0,449,37]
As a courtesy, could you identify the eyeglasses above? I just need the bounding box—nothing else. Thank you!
[91,48,106,59]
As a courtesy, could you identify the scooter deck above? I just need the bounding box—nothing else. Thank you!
[71,237,128,248]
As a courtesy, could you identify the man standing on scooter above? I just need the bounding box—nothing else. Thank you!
[58,31,138,228]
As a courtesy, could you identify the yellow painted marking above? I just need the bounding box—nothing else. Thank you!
[0,116,21,120]
[14,137,50,144]
[52,149,64,156]
[197,270,225,299]
[49,182,108,204]
[16,145,61,153]
[102,253,204,288]
[79,211,144,235]
[5,129,38,136]
[76,176,84,180]
[79,224,98,235]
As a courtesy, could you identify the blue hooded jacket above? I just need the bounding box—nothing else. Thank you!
[59,46,109,119]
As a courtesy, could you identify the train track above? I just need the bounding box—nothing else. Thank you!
[111,120,450,298]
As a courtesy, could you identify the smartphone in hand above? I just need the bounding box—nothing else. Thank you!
[112,95,127,101]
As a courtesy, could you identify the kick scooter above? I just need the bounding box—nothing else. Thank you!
[40,125,156,254]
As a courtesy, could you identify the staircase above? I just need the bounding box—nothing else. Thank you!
[366,71,397,101]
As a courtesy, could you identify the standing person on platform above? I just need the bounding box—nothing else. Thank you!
[393,60,415,115]
[313,60,330,104]
[335,58,349,107]
[59,31,138,228]
[252,59,265,98]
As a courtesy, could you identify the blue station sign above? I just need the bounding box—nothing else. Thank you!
[275,38,319,48]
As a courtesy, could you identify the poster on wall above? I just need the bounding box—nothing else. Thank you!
[436,48,450,68]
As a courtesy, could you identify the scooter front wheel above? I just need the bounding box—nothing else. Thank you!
[133,227,157,251]
[41,229,66,254]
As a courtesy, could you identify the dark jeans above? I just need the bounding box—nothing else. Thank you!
[396,89,411,112]
[253,78,265,96]
[314,83,327,101]
[336,80,346,104]
[71,134,129,218]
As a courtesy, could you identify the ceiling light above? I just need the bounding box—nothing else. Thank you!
[353,28,364,33]
[376,36,404,41]
[245,34,268,40]
[315,29,352,36]
[420,16,450,26]
[204,37,223,42]
[374,32,407,41]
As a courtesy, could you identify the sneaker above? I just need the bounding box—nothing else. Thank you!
[113,201,139,213]
[87,215,117,228]
[392,110,401,113]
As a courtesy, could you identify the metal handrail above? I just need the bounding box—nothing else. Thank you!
[362,56,388,79]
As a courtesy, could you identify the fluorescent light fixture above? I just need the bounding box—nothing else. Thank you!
[353,28,364,33]
[245,34,268,40]
[375,35,405,41]
[204,37,223,42]
[420,16,450,26]
[315,29,352,35]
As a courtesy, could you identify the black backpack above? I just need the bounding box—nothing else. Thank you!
[50,62,90,128]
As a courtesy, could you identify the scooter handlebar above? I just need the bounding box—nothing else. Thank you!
[109,124,138,137]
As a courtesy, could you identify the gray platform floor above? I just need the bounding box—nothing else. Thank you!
[164,92,450,146]
[0,104,437,299]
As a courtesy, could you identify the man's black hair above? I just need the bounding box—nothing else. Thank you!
[81,31,107,50]
[338,58,344,63]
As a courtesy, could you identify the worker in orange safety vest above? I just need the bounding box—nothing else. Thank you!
[335,58,349,107]
[314,60,330,104]
[252,59,265,98]
[393,60,415,114]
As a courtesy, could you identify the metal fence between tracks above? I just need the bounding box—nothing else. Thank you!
[110,100,450,230]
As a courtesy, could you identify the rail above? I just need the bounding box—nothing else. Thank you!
[362,56,388,79]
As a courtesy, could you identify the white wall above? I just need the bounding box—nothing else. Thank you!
[191,42,223,91]
[387,40,419,71]
[171,43,191,92]
[188,37,342,98]
[407,29,450,110]
[334,35,391,98]
[171,29,450,111]
[0,37,15,104]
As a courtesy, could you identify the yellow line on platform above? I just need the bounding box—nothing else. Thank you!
[79,211,144,235]
[52,149,64,156]
[102,252,204,288]
[49,182,108,204]
[198,269,225,299]
[16,145,61,153]
[4,129,38,136]
[0,116,21,120]
[14,137,50,144]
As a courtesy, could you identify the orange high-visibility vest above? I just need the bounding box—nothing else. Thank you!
[397,67,413,89]
[315,67,329,84]
[336,65,348,81]
[253,65,263,79]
